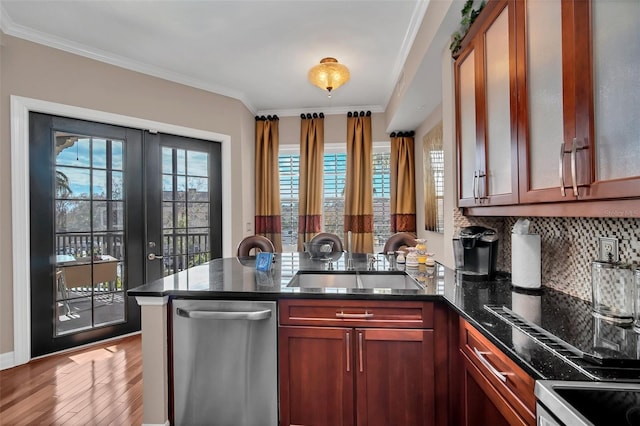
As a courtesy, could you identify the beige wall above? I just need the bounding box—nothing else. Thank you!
[0,33,255,354]
[278,112,389,147]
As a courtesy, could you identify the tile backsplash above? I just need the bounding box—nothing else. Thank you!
[453,209,640,302]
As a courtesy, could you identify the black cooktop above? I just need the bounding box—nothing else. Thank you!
[556,387,640,426]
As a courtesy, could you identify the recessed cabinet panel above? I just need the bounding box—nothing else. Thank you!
[485,7,512,197]
[592,0,640,182]
[525,0,564,191]
[459,49,478,201]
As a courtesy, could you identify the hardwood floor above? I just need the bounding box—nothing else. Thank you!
[0,335,143,425]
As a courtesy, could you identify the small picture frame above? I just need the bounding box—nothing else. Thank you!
[255,252,274,271]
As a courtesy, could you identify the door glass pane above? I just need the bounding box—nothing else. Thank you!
[459,49,477,200]
[54,132,126,336]
[161,147,211,277]
[526,0,564,190]
[187,177,209,201]
[485,6,511,196]
[593,0,640,181]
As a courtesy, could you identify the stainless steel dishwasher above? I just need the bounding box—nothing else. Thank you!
[172,299,277,426]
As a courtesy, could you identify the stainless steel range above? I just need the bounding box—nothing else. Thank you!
[536,380,640,426]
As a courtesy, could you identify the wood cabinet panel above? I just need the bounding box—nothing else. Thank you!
[279,299,434,329]
[459,319,535,425]
[356,328,435,426]
[279,326,355,426]
[461,351,529,426]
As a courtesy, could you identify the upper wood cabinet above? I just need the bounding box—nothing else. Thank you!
[456,0,519,208]
[457,0,640,216]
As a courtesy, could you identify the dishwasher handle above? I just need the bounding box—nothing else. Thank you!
[176,307,272,321]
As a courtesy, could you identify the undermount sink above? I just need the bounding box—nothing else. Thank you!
[287,271,423,290]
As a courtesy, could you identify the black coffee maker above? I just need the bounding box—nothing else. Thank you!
[453,226,499,280]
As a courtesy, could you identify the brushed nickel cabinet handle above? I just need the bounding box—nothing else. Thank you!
[346,332,351,372]
[358,332,364,373]
[559,142,567,196]
[478,171,487,202]
[473,347,507,383]
[336,311,374,319]
[471,170,478,203]
[570,139,579,197]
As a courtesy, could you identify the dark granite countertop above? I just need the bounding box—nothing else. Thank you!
[129,252,640,383]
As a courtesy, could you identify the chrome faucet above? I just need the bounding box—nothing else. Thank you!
[346,231,354,270]
[367,254,378,271]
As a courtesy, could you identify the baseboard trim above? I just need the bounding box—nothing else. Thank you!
[142,422,170,426]
[30,331,141,362]
[0,351,15,370]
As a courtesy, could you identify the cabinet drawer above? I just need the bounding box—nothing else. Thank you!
[279,299,433,329]
[459,318,535,423]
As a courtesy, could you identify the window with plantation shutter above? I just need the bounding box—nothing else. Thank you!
[279,154,299,251]
[279,146,390,253]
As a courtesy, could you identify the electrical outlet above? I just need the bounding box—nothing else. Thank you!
[598,237,619,262]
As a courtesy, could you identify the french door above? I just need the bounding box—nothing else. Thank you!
[144,132,222,281]
[29,113,222,357]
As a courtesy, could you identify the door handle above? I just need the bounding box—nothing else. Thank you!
[147,253,163,261]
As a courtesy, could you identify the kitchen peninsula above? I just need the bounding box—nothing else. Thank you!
[129,253,640,426]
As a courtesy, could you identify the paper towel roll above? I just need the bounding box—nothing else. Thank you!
[511,233,541,289]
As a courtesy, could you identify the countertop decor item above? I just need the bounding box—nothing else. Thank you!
[405,247,419,268]
[308,57,350,98]
[415,238,427,264]
[303,241,335,260]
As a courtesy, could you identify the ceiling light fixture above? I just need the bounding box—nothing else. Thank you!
[308,57,350,98]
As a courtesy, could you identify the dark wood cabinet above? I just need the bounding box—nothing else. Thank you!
[356,328,434,426]
[457,0,640,217]
[459,319,535,426]
[278,300,442,426]
[455,0,519,208]
[278,326,354,426]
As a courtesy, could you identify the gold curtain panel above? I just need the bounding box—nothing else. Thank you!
[345,111,374,253]
[255,115,283,252]
[298,113,325,250]
[390,131,417,233]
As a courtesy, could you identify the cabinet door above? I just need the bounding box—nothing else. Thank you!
[577,0,640,200]
[456,44,480,207]
[517,0,572,203]
[355,328,435,426]
[456,0,518,207]
[279,326,355,426]
[520,0,640,205]
[481,1,518,205]
[461,351,528,426]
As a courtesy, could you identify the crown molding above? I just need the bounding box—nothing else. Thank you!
[0,5,258,115]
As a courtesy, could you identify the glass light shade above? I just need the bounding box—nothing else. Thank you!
[308,57,350,93]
